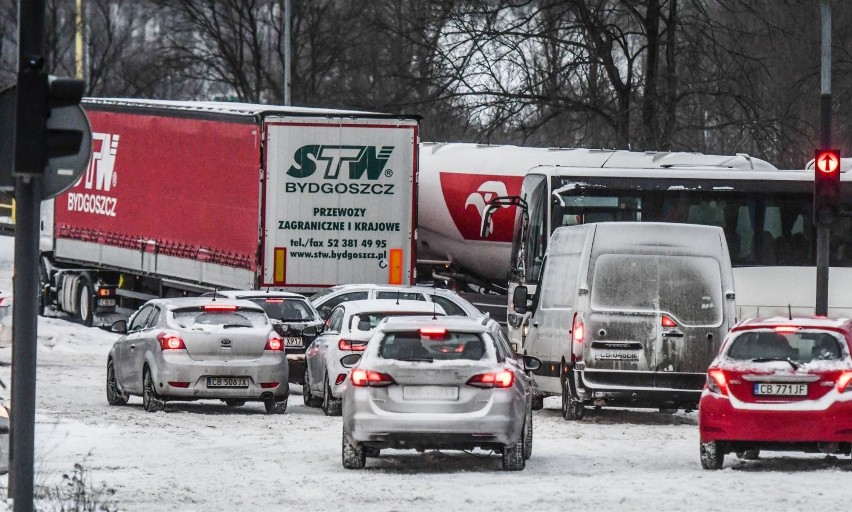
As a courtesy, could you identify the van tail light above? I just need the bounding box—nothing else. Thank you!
[466,370,514,389]
[265,332,284,351]
[157,331,186,350]
[661,315,677,328]
[706,369,728,396]
[338,339,367,351]
[571,314,585,344]
[350,369,395,387]
[837,371,852,392]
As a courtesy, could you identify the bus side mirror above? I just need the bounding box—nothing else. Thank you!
[513,286,528,315]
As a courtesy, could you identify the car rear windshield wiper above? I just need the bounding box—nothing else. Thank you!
[397,357,434,363]
[221,323,251,329]
[751,357,800,370]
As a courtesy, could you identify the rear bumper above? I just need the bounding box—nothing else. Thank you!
[577,369,704,408]
[699,392,852,443]
[154,355,289,400]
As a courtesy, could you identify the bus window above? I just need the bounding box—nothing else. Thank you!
[552,194,642,227]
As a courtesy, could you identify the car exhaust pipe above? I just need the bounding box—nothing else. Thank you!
[818,442,839,454]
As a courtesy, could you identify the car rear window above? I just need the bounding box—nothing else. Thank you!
[248,298,317,322]
[350,312,441,332]
[376,291,426,301]
[172,307,268,328]
[379,330,487,361]
[727,330,846,363]
[591,254,723,325]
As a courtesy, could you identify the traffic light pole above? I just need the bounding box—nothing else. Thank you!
[10,1,47,510]
[815,0,831,316]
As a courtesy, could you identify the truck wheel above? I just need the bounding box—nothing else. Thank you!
[77,277,94,327]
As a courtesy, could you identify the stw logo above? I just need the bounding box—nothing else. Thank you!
[439,173,523,242]
[83,132,119,191]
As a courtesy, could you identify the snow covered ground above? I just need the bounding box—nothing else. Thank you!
[0,234,849,511]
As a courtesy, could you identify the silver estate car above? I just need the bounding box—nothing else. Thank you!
[106,297,289,414]
[341,316,541,471]
[304,299,445,416]
[310,284,485,320]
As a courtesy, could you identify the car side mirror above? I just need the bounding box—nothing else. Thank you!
[512,286,528,315]
[111,319,128,334]
[340,354,362,368]
[523,355,542,373]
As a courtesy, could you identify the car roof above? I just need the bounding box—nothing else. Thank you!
[732,316,852,333]
[207,290,309,300]
[146,297,266,312]
[379,315,489,334]
[323,284,462,297]
[335,299,445,315]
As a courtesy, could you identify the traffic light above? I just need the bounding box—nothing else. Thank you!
[814,148,841,225]
[13,72,85,177]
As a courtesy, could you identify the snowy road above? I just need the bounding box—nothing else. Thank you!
[0,237,850,511]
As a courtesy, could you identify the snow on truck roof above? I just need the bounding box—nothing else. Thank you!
[82,97,419,120]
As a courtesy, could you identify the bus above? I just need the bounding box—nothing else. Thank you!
[482,165,852,350]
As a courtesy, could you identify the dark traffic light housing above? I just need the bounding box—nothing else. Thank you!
[814,148,841,226]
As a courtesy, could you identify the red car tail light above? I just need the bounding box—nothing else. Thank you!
[571,314,584,344]
[350,369,396,387]
[466,370,514,389]
[260,382,279,389]
[168,381,190,388]
[157,331,186,350]
[661,315,677,328]
[706,369,728,396]
[837,371,852,392]
[265,333,284,351]
[774,326,799,334]
[338,339,367,351]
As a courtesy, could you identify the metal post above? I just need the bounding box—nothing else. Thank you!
[816,0,831,316]
[10,0,46,509]
[284,0,292,105]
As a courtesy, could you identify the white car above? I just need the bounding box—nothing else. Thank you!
[303,300,445,416]
[310,284,484,320]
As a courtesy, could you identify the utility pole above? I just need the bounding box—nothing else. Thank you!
[283,0,292,105]
[815,0,833,316]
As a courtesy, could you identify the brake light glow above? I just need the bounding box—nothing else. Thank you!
[774,326,799,334]
[203,304,238,311]
[97,288,112,297]
[661,315,677,328]
[466,370,514,389]
[837,371,852,392]
[265,333,284,351]
[350,369,396,387]
[420,327,447,337]
[265,298,285,303]
[571,314,585,344]
[157,332,186,350]
[338,339,367,351]
[706,369,728,396]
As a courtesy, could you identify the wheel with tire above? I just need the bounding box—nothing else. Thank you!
[561,378,584,420]
[142,367,165,412]
[700,441,725,470]
[342,428,366,469]
[264,389,289,414]
[322,374,342,416]
[224,399,246,407]
[530,394,544,411]
[106,359,127,406]
[77,276,94,327]
[523,412,533,460]
[736,449,760,460]
[502,420,526,471]
[303,376,322,407]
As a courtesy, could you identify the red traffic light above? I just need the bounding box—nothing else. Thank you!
[815,149,841,175]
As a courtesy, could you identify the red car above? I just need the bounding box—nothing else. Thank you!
[699,317,852,469]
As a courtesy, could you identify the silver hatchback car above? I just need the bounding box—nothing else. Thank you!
[106,297,289,413]
[341,316,541,471]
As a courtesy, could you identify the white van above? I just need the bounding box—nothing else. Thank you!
[513,222,736,419]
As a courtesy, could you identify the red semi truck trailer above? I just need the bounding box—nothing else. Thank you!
[39,99,419,325]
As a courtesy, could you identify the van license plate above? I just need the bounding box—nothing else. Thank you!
[403,386,458,401]
[595,350,639,361]
[754,383,807,396]
[207,377,249,388]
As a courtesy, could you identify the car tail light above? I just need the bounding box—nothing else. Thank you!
[203,304,237,311]
[706,369,728,396]
[338,339,367,351]
[265,333,284,351]
[466,370,514,389]
[774,326,799,334]
[157,331,186,350]
[350,369,396,387]
[571,314,584,344]
[661,315,677,328]
[837,371,852,392]
[97,288,112,297]
[265,298,284,303]
[168,381,190,388]
[260,382,279,389]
